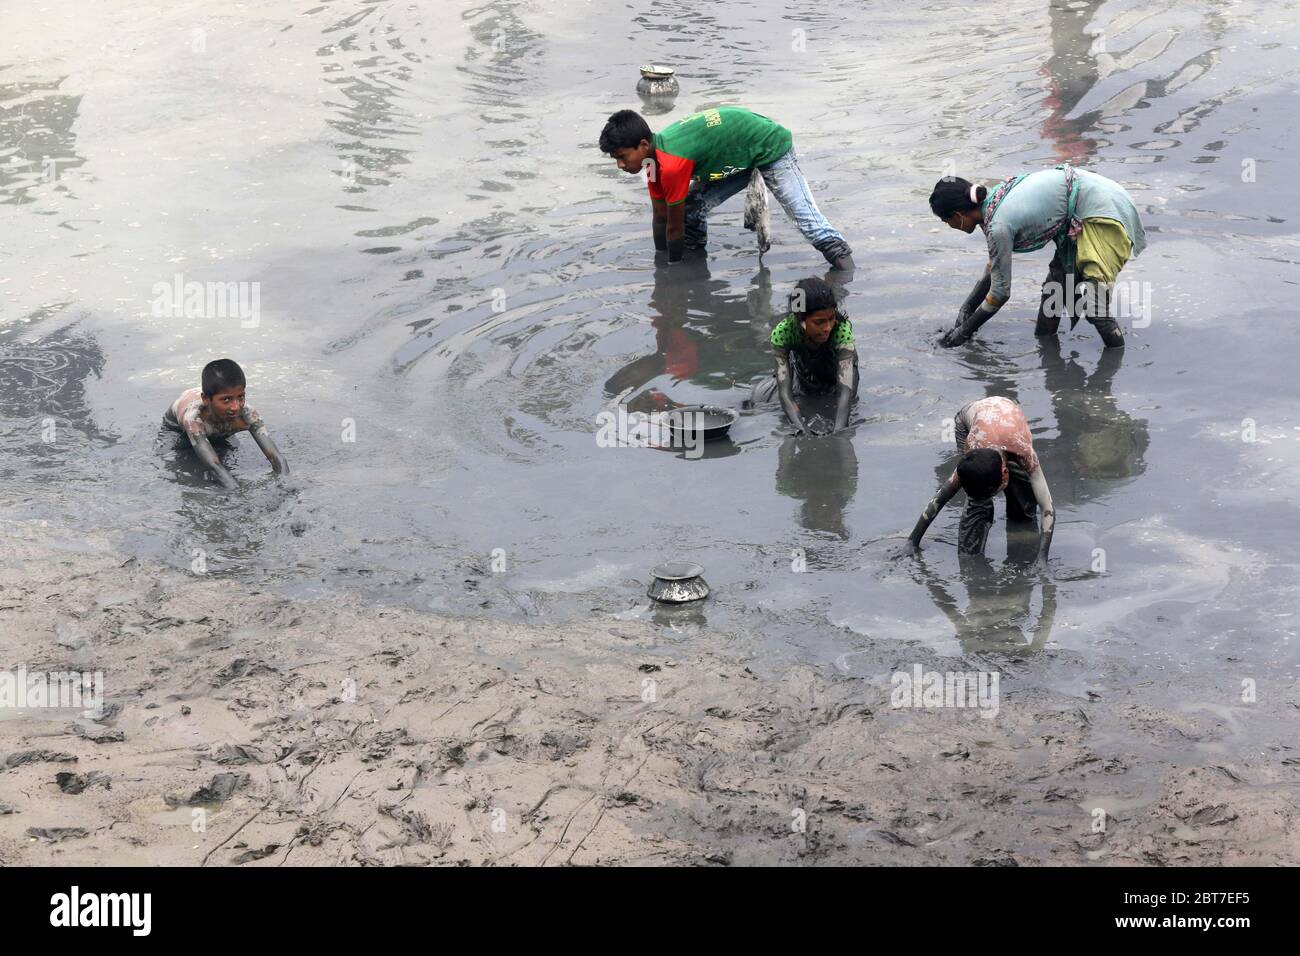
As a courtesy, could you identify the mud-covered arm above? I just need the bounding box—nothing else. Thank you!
[664,202,686,261]
[187,431,237,490]
[832,344,856,432]
[774,349,806,434]
[651,199,667,252]
[1029,467,1055,562]
[249,420,289,476]
[908,474,961,548]
[942,262,1004,347]
[958,269,992,321]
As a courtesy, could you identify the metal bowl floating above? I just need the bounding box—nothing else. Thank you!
[647,561,709,603]
[659,404,739,442]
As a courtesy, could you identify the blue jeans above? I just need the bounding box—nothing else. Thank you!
[682,147,851,260]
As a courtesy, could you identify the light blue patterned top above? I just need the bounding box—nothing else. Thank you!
[984,168,1147,301]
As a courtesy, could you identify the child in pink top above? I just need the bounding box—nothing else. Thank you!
[908,396,1055,564]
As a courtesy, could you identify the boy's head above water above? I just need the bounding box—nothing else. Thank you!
[788,277,840,345]
[957,447,1009,501]
[599,109,655,174]
[201,358,247,419]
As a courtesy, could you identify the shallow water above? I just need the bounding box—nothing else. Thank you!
[3,0,1300,688]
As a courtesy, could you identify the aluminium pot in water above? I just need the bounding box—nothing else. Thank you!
[636,64,680,97]
[647,561,709,603]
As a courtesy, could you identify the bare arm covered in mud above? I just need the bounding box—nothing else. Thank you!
[941,254,1005,347]
[1029,467,1054,563]
[773,348,807,435]
[832,344,856,433]
[186,430,238,490]
[651,198,667,252]
[958,269,992,322]
[660,201,681,261]
[907,473,962,549]
[249,420,290,476]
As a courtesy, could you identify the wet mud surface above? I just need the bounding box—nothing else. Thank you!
[4,1,1300,864]
[3,525,1297,865]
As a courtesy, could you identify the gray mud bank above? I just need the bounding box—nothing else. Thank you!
[1,521,1297,866]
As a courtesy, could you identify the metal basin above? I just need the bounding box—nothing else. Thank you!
[661,404,738,443]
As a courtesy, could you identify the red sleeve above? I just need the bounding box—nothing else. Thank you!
[645,150,694,206]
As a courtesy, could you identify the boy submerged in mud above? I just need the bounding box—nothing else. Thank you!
[750,277,858,436]
[598,107,854,269]
[906,396,1055,567]
[162,358,289,490]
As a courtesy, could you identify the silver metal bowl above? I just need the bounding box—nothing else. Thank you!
[647,561,709,603]
[661,404,739,442]
[637,64,679,97]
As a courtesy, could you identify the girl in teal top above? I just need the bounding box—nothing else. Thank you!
[929,167,1146,349]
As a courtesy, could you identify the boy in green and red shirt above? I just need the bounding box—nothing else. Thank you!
[599,107,854,269]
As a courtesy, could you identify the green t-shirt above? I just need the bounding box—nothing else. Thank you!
[770,314,854,349]
[647,107,794,205]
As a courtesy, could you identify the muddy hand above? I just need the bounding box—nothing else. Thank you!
[940,322,970,348]
[892,540,921,559]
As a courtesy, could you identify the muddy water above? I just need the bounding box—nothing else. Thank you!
[2,0,1300,696]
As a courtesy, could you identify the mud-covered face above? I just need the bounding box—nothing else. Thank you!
[206,385,246,420]
[801,307,838,345]
[611,140,654,175]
